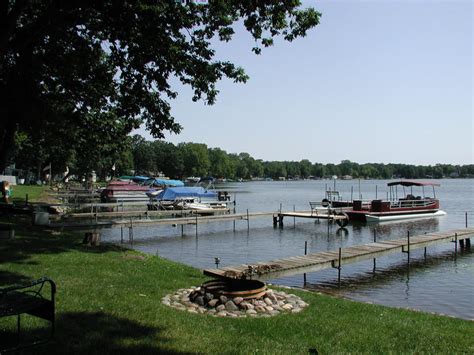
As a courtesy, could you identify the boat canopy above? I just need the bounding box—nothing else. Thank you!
[119,175,150,183]
[387,180,440,187]
[149,178,184,187]
[156,187,216,200]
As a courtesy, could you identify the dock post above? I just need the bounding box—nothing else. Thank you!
[181,224,184,237]
[233,220,236,232]
[278,215,284,228]
[337,247,342,285]
[402,231,410,265]
[466,212,468,228]
[372,230,376,272]
[304,241,308,255]
[120,226,123,244]
[466,238,471,248]
[303,273,307,286]
[454,233,458,254]
[195,215,198,237]
[293,205,296,229]
[407,231,410,264]
[129,219,134,247]
[246,209,250,231]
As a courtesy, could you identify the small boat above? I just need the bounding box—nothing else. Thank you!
[101,177,183,203]
[147,186,230,213]
[100,180,153,202]
[345,180,445,223]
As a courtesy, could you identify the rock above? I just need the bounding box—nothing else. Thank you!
[216,304,226,312]
[246,309,257,315]
[187,308,198,314]
[205,293,214,302]
[207,299,219,308]
[216,311,227,317]
[291,308,303,313]
[227,312,238,318]
[282,304,293,311]
[225,300,239,312]
[255,306,266,313]
[219,295,228,304]
[266,291,278,303]
[264,297,273,306]
[264,306,274,312]
[195,296,205,306]
[239,302,253,310]
[233,297,244,305]
[269,310,280,316]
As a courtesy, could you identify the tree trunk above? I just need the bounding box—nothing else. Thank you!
[0,117,17,173]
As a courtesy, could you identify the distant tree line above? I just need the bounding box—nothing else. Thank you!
[9,135,474,181]
[123,137,474,180]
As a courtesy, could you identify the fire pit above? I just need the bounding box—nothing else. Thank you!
[162,279,309,318]
[198,279,267,299]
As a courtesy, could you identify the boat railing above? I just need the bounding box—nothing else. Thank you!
[391,198,436,209]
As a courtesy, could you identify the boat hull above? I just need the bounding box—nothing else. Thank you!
[365,210,447,222]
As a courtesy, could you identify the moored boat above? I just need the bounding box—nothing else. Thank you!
[345,180,445,223]
[100,176,184,203]
[147,186,231,213]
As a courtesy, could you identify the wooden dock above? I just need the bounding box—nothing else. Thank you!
[49,209,343,229]
[203,228,474,280]
[49,211,276,229]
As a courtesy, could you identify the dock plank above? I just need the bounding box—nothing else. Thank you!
[203,227,474,280]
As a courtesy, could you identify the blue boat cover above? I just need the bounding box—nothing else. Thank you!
[150,178,184,187]
[156,187,216,200]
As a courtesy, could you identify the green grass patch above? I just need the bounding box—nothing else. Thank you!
[9,185,46,203]
[1,221,473,354]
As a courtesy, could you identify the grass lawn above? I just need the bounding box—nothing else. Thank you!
[0,219,473,354]
[9,184,46,204]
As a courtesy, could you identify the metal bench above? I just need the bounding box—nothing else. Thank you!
[0,277,56,352]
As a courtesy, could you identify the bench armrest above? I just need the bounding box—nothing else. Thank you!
[0,277,56,298]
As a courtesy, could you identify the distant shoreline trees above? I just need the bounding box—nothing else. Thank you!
[125,139,473,181]
[9,135,473,182]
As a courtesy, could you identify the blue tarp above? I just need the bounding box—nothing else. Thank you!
[150,178,184,187]
[155,187,217,200]
[120,176,184,187]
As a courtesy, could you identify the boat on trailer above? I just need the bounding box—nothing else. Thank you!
[345,180,445,223]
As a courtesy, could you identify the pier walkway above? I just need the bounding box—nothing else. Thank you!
[49,209,345,229]
[203,228,474,280]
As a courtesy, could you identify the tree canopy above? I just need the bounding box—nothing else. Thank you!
[106,137,474,181]
[1,0,321,173]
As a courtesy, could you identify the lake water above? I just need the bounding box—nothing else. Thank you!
[101,179,474,320]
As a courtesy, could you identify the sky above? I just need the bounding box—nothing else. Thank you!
[137,0,473,165]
